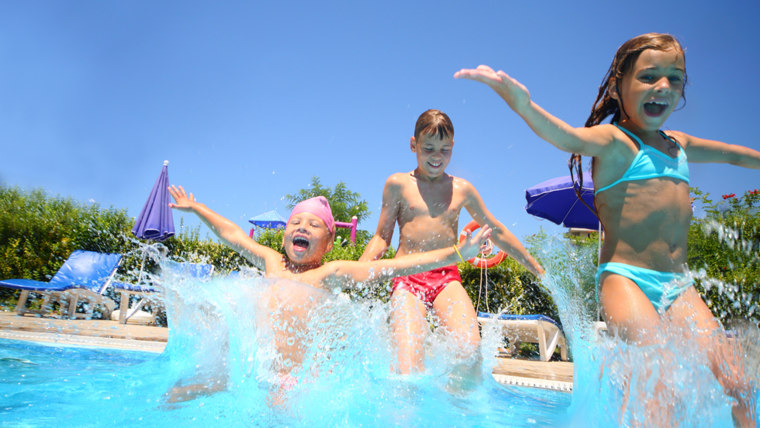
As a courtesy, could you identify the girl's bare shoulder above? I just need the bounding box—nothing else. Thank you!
[594,123,629,145]
[594,123,644,158]
[662,129,691,146]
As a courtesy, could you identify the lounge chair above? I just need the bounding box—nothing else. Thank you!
[477,312,568,362]
[0,250,122,319]
[113,261,214,324]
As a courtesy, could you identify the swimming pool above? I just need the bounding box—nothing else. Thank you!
[0,337,570,426]
[1,246,756,427]
[0,266,573,427]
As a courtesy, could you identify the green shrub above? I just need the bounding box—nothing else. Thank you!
[459,257,558,320]
[0,184,559,325]
[0,186,134,308]
[689,188,760,325]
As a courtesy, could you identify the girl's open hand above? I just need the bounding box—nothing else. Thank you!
[168,185,196,212]
[459,225,493,259]
[454,65,530,111]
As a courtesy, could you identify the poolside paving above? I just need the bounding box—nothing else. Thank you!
[0,310,573,392]
[0,311,167,352]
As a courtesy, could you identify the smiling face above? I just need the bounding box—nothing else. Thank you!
[411,133,453,179]
[613,48,686,131]
[282,212,333,267]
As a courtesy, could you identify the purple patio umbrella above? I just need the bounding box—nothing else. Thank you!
[525,172,600,230]
[132,160,175,241]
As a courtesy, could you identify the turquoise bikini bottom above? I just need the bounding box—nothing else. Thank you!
[595,262,693,312]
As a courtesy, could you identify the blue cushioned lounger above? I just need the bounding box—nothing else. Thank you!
[0,250,122,319]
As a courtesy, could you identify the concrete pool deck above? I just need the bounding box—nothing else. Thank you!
[0,311,573,392]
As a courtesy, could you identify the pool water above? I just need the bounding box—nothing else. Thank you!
[0,269,571,427]
[1,239,757,427]
[0,338,569,426]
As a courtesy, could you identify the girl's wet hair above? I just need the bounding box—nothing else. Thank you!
[570,33,687,220]
[414,109,454,141]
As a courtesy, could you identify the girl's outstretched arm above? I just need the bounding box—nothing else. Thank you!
[454,65,614,157]
[168,185,280,270]
[673,131,760,168]
[325,226,492,287]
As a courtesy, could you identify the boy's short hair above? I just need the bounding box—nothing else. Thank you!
[414,109,454,141]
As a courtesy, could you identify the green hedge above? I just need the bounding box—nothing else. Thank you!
[689,188,760,324]
[0,187,133,294]
[459,257,558,320]
[6,184,754,330]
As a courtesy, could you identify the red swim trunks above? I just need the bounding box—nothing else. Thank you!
[391,265,462,306]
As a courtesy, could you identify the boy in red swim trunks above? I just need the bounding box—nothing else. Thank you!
[166,186,491,405]
[360,109,544,375]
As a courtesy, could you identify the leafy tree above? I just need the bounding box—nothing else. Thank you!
[285,176,372,245]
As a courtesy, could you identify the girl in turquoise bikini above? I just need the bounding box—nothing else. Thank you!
[456,33,759,426]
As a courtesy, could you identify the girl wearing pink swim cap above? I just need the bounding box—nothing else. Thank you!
[168,184,492,403]
[169,186,489,283]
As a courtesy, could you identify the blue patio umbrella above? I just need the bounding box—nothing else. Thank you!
[249,210,287,229]
[525,173,600,230]
[132,160,175,241]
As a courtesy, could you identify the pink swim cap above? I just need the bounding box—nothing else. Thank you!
[288,196,335,233]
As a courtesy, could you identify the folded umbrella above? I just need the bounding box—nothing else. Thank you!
[132,160,175,241]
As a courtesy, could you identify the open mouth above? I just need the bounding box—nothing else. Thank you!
[428,161,442,168]
[643,100,668,116]
[292,236,310,251]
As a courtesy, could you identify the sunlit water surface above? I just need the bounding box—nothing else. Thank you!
[1,231,757,427]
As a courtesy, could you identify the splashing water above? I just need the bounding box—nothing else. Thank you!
[0,258,569,426]
[534,234,759,427]
[2,232,758,426]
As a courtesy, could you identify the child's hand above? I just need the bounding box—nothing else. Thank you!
[168,185,197,212]
[454,65,530,112]
[459,225,493,260]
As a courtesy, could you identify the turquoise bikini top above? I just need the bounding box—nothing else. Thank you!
[594,124,690,195]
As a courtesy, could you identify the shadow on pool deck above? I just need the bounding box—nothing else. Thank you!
[0,310,573,392]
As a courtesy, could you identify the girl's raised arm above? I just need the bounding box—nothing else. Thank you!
[325,226,492,287]
[168,185,280,270]
[454,65,614,157]
[674,131,760,168]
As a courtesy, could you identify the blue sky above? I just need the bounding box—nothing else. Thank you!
[2,1,758,248]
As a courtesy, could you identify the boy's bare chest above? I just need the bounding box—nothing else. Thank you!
[397,182,465,222]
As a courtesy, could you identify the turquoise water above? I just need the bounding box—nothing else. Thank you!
[0,266,571,427]
[0,338,570,426]
[1,241,757,427]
